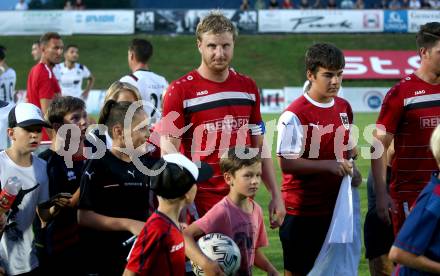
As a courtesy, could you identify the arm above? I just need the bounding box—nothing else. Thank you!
[183,223,224,276]
[254,248,279,276]
[0,213,6,239]
[68,188,80,207]
[252,135,285,228]
[40,98,53,116]
[77,209,144,235]
[82,74,95,100]
[122,269,136,276]
[37,189,73,222]
[160,135,181,155]
[37,203,64,222]
[389,246,440,274]
[371,130,394,224]
[278,157,352,176]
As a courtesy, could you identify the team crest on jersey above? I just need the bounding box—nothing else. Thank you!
[339,113,350,130]
[67,170,76,181]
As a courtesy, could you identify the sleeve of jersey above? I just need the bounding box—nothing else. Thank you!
[82,65,91,78]
[78,160,99,210]
[393,191,440,256]
[38,69,59,99]
[248,79,265,136]
[47,159,64,196]
[255,204,269,248]
[160,82,186,137]
[276,111,304,158]
[119,75,137,87]
[194,202,226,234]
[37,160,50,204]
[376,86,403,135]
[126,224,165,274]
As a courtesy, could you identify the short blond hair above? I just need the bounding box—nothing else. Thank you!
[104,81,142,103]
[431,125,440,163]
[196,11,237,41]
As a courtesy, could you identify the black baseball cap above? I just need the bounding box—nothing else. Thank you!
[150,153,213,199]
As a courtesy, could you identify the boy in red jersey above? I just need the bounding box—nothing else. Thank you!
[123,153,213,276]
[372,22,440,235]
[160,11,284,227]
[276,43,360,276]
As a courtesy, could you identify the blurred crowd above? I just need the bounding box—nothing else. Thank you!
[242,0,440,9]
[11,0,440,10]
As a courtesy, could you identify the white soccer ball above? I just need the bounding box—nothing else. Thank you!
[192,233,241,276]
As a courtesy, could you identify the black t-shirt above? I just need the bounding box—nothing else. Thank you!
[78,150,154,274]
[39,149,87,254]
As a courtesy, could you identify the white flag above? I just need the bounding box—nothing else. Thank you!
[307,174,361,276]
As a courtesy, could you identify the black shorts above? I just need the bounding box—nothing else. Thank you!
[363,208,394,259]
[279,214,332,275]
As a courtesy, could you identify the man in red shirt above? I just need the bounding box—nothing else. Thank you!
[372,22,440,234]
[160,11,285,228]
[27,32,63,141]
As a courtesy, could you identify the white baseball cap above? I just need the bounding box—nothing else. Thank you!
[8,103,51,128]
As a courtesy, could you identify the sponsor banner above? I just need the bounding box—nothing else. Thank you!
[383,10,407,32]
[68,87,386,116]
[408,10,440,33]
[343,50,420,79]
[341,87,388,112]
[17,89,106,115]
[283,87,304,106]
[135,10,155,32]
[0,11,73,35]
[73,10,134,34]
[135,9,257,34]
[260,89,285,113]
[258,9,383,33]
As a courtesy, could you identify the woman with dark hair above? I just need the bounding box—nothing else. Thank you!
[78,100,154,276]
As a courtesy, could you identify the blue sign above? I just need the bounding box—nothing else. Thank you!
[384,10,408,33]
[363,90,384,110]
[367,95,382,109]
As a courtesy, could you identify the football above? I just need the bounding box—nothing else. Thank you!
[192,233,241,276]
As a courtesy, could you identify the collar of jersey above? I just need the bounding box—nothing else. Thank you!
[304,92,335,108]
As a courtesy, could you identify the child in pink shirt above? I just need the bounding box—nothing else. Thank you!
[184,147,278,276]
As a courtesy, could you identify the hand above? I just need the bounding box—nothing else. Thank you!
[267,268,280,276]
[0,213,6,232]
[50,193,73,209]
[327,160,353,177]
[179,222,188,230]
[202,259,225,276]
[126,219,145,236]
[268,195,285,229]
[81,90,90,100]
[376,192,394,225]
